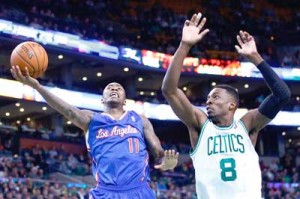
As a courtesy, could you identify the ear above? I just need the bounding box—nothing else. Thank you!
[229,102,236,111]
[101,98,104,104]
[124,100,126,106]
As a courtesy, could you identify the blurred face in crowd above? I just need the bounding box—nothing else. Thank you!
[102,82,126,108]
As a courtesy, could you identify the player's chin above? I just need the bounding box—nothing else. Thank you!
[107,99,123,105]
[207,113,215,120]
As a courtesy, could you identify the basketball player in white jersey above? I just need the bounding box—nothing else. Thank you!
[162,12,291,199]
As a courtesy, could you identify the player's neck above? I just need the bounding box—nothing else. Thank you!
[103,107,126,120]
[211,116,234,127]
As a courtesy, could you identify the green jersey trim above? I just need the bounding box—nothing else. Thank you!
[213,121,234,130]
[190,119,209,156]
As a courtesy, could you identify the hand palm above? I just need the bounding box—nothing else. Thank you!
[10,66,40,89]
[182,26,203,45]
[180,13,209,46]
[239,39,257,56]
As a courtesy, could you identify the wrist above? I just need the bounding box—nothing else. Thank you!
[248,52,264,66]
[33,83,42,91]
[179,42,193,51]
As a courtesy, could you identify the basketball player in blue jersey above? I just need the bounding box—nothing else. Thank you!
[162,12,291,199]
[10,71,179,198]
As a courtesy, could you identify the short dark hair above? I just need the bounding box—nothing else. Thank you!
[215,84,239,107]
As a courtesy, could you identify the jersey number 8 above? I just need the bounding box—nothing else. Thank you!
[220,158,237,181]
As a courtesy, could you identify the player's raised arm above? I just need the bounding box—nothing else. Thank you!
[236,31,291,136]
[10,66,93,132]
[161,13,209,127]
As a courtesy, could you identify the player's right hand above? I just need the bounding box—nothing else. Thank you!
[181,12,209,47]
[11,65,40,89]
[154,150,179,171]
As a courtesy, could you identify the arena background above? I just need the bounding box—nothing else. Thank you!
[0,0,299,198]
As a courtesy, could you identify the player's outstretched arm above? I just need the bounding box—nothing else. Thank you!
[161,12,209,128]
[236,31,291,134]
[140,114,164,161]
[141,114,179,170]
[10,66,92,132]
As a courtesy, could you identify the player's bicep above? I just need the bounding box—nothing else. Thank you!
[241,109,272,133]
[70,109,93,133]
[163,88,206,126]
[140,115,164,159]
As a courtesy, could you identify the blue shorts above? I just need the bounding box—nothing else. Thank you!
[89,183,155,199]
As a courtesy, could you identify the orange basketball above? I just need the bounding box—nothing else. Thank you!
[10,41,48,78]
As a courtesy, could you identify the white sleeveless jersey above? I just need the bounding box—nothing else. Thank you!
[190,120,262,199]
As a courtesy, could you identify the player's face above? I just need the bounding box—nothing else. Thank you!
[102,82,126,106]
[206,88,233,119]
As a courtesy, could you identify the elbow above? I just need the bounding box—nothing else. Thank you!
[161,83,175,96]
[161,85,169,96]
[279,85,291,104]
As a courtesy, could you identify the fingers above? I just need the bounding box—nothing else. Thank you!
[236,35,244,47]
[16,66,26,80]
[184,20,190,26]
[10,66,18,80]
[175,151,179,159]
[239,30,247,43]
[243,31,253,42]
[235,45,242,53]
[154,164,162,169]
[164,149,178,159]
[237,30,253,47]
[199,29,210,38]
[10,65,27,82]
[190,14,198,25]
[197,16,206,30]
[194,13,202,26]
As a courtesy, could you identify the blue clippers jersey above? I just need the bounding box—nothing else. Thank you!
[86,111,150,186]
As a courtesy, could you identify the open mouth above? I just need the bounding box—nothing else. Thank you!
[109,92,119,97]
[206,107,212,113]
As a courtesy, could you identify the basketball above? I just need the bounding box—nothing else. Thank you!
[10,41,48,78]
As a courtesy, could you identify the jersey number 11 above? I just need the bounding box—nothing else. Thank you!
[128,138,139,153]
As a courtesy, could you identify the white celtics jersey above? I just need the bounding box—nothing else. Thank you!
[190,119,262,199]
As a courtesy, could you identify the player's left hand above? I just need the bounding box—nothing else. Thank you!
[235,30,258,58]
[154,150,179,171]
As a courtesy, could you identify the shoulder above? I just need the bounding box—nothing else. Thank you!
[137,113,148,121]
[240,108,271,134]
[136,113,151,126]
[82,110,95,120]
[190,107,208,132]
[82,109,95,116]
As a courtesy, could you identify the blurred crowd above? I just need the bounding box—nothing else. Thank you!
[0,0,299,67]
[0,128,300,198]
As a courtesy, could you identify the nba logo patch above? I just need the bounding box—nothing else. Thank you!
[234,122,237,129]
[131,116,136,122]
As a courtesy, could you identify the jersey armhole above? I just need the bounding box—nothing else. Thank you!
[85,112,97,133]
[238,120,250,135]
[189,119,209,157]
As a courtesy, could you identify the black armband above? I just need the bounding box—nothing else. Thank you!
[257,61,291,119]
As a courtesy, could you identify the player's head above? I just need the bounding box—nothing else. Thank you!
[101,82,126,107]
[206,84,239,119]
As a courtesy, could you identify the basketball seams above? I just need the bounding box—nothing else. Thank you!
[30,42,47,77]
[33,42,45,76]
[15,50,36,72]
[27,42,40,74]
